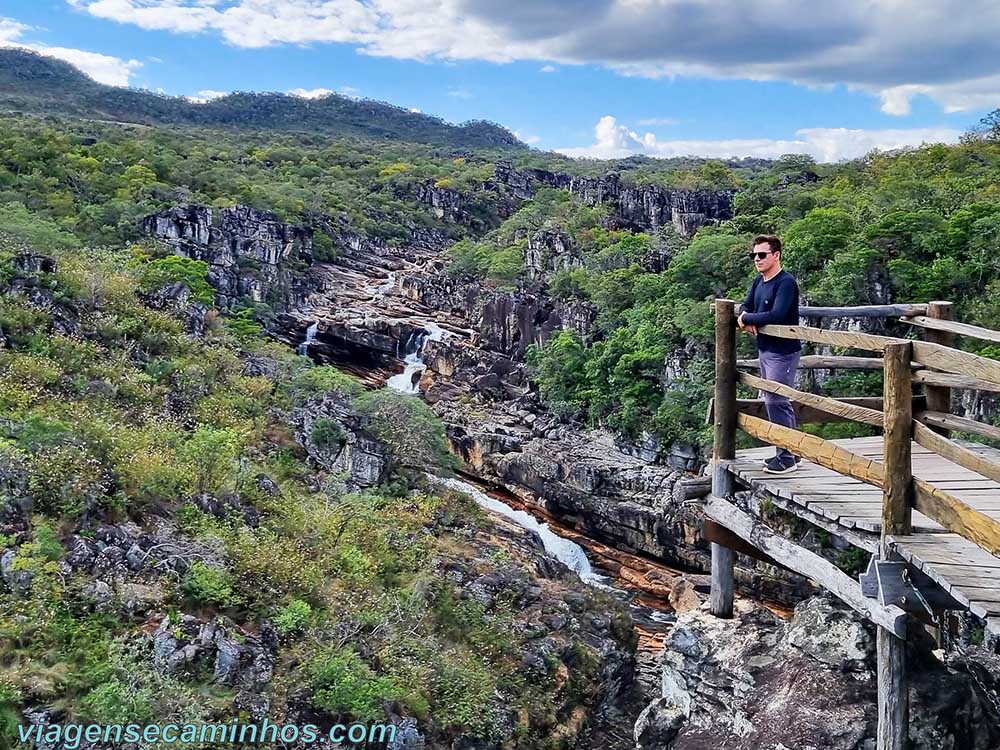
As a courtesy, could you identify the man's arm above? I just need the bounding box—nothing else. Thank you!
[737,277,759,331]
[740,278,798,327]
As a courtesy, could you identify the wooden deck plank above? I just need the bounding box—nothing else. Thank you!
[726,436,1000,625]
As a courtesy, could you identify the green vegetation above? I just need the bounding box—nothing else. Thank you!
[516,142,1000,448]
[0,218,612,745]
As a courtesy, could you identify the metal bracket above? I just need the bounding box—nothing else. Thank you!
[859,556,963,613]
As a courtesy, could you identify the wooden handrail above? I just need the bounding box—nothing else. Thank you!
[756,323,1000,386]
[729,302,928,318]
[735,413,1000,556]
[912,370,1000,393]
[903,314,1000,344]
[916,410,1000,442]
[737,413,886,486]
[913,480,1000,557]
[738,355,892,370]
[912,421,1000,484]
[738,372,884,427]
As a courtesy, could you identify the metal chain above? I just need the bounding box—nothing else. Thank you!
[953,636,1000,717]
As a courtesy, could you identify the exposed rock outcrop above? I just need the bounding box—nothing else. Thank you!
[637,596,1000,750]
[487,161,736,237]
[142,204,316,311]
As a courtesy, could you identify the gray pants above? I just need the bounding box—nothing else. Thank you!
[759,349,801,462]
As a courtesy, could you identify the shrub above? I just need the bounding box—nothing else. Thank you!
[179,426,241,495]
[307,647,404,720]
[286,365,362,401]
[182,561,240,607]
[138,255,214,305]
[274,599,312,635]
[354,390,457,472]
[27,444,110,518]
[224,308,264,341]
[311,418,346,452]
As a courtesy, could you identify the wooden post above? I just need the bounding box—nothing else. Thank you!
[879,340,911,750]
[710,299,737,618]
[882,341,913,537]
[923,301,954,436]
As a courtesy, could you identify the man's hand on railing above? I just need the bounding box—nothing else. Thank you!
[737,311,757,335]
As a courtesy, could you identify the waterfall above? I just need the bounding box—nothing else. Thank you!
[297,321,318,356]
[385,322,449,394]
[432,476,603,584]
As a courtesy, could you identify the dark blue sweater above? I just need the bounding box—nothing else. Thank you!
[741,270,801,354]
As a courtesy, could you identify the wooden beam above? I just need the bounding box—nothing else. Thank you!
[913,421,1000,485]
[877,627,908,750]
[921,302,955,439]
[913,479,1000,557]
[711,299,737,618]
[702,518,790,570]
[731,303,928,318]
[912,369,1000,393]
[730,396,926,425]
[904,311,1000,345]
[879,343,912,750]
[703,494,907,637]
[916,410,1000,442]
[738,355,891,370]
[756,323,898,353]
[758,322,1000,386]
[798,304,927,319]
[673,476,712,503]
[714,299,738,462]
[738,371,884,427]
[882,342,913,539]
[737,412,886,488]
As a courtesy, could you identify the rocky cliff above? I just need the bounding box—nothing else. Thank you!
[487,161,736,237]
[142,204,317,312]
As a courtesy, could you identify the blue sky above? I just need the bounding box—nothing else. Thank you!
[2,0,996,161]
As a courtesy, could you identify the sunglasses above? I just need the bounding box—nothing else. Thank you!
[748,251,773,260]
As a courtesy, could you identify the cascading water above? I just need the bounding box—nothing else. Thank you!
[432,476,604,584]
[385,321,449,394]
[297,321,318,356]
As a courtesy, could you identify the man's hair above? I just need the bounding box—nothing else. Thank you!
[752,234,782,255]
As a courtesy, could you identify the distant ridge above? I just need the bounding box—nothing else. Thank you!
[0,48,526,150]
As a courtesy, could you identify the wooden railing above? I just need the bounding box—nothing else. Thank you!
[712,298,1000,558]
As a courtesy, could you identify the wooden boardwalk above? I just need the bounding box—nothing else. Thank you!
[701,298,1000,749]
[724,436,1000,635]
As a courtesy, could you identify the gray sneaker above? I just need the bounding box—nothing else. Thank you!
[763,456,798,475]
[762,455,802,468]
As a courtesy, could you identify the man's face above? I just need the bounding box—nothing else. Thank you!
[751,242,780,275]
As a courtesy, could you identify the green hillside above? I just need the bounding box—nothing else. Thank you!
[0,48,524,150]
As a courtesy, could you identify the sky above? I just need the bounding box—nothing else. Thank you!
[1,1,997,162]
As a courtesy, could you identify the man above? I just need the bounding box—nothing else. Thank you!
[738,234,802,474]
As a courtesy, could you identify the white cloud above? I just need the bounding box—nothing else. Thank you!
[447,88,472,99]
[64,0,1000,114]
[340,85,361,96]
[187,89,228,103]
[513,130,540,145]
[557,115,962,163]
[408,107,422,113]
[1,15,141,86]
[288,87,335,99]
[540,64,557,73]
[636,117,678,127]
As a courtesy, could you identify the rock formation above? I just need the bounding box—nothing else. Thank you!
[486,161,736,237]
[636,596,1000,750]
[142,204,316,311]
